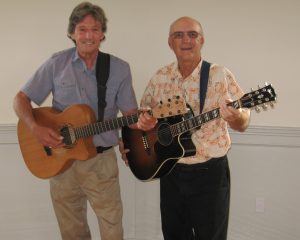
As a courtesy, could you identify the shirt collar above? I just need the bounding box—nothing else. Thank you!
[172,59,203,80]
[72,49,97,73]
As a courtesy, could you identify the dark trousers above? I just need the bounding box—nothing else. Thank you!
[160,156,230,240]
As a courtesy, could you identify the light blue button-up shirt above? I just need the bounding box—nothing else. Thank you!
[21,47,138,147]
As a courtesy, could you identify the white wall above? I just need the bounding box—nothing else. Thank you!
[1,0,300,126]
[1,1,300,240]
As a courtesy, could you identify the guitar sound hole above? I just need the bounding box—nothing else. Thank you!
[60,125,75,147]
[157,122,173,146]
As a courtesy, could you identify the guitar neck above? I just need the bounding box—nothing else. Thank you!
[170,100,241,136]
[74,113,140,139]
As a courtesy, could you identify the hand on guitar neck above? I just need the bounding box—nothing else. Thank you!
[119,112,157,167]
[220,98,250,132]
[136,111,157,131]
[121,110,157,166]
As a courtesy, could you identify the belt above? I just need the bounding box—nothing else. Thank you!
[96,146,112,153]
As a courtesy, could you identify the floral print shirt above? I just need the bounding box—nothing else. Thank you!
[140,60,244,164]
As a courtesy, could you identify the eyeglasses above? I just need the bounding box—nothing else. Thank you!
[170,31,201,39]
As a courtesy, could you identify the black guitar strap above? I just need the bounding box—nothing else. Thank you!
[96,51,110,121]
[199,60,211,113]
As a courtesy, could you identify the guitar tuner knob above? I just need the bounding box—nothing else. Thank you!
[262,104,268,110]
[255,106,261,113]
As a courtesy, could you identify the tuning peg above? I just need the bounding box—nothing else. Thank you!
[255,106,261,113]
[262,104,268,110]
[257,85,261,89]
[265,82,269,86]
[269,102,275,108]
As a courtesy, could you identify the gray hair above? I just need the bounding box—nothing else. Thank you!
[67,2,107,39]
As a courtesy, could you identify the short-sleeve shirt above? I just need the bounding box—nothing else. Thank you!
[140,60,244,164]
[21,47,138,147]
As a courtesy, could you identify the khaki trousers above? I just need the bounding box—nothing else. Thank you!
[50,148,123,240]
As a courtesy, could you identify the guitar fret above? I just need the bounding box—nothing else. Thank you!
[124,116,130,125]
[204,113,209,122]
[180,122,187,133]
[90,125,95,137]
[103,121,109,132]
[78,127,83,138]
[117,118,123,127]
[171,124,178,136]
[86,126,92,137]
[232,100,240,109]
[86,126,93,137]
[212,109,219,119]
[92,123,98,135]
[79,127,84,138]
[74,128,79,139]
[96,123,101,133]
[101,122,106,132]
[112,118,117,129]
[196,116,202,125]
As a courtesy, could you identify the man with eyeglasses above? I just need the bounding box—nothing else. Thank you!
[137,16,251,240]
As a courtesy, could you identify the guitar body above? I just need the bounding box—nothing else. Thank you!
[122,113,196,181]
[17,104,97,179]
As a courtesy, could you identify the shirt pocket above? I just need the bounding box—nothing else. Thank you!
[53,75,80,106]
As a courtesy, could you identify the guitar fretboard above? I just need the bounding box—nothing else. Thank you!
[75,113,139,139]
[170,100,240,137]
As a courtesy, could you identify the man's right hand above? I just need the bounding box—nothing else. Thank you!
[31,123,64,148]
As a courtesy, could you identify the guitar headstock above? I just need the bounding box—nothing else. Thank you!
[150,96,187,118]
[240,83,277,111]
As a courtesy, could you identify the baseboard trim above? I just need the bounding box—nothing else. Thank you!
[0,124,18,144]
[230,125,300,148]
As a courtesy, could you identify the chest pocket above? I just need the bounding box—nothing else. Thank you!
[53,74,80,107]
